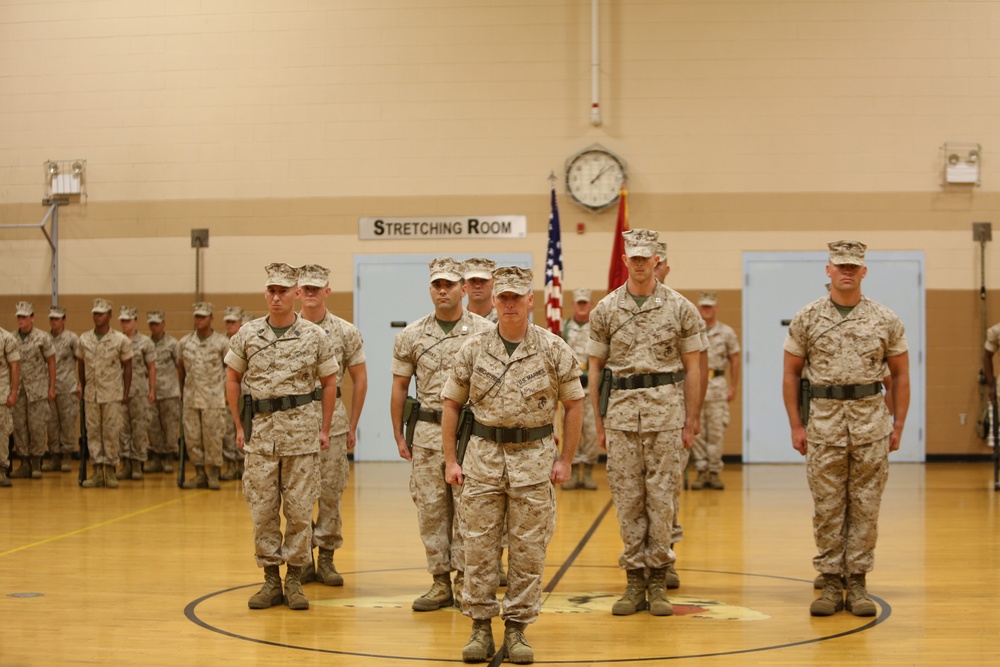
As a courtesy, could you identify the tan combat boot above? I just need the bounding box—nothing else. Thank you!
[810,573,845,616]
[161,453,174,473]
[284,565,310,610]
[182,465,208,489]
[814,572,844,589]
[29,456,42,479]
[690,470,708,490]
[561,463,581,490]
[206,465,221,490]
[581,463,598,490]
[412,573,453,611]
[647,567,674,616]
[60,454,71,472]
[845,573,877,617]
[131,459,143,480]
[0,470,11,487]
[143,454,163,473]
[708,472,725,490]
[316,548,344,586]
[81,464,105,488]
[665,562,681,589]
[300,551,317,584]
[104,464,119,488]
[10,458,32,478]
[219,460,238,481]
[41,454,61,472]
[503,620,534,664]
[462,619,494,663]
[118,458,133,480]
[452,570,464,608]
[248,565,283,609]
[612,568,648,615]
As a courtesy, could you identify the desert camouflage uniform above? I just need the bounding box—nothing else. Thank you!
[77,329,133,465]
[588,282,704,571]
[562,317,597,465]
[13,327,55,458]
[48,328,80,458]
[442,324,583,625]
[784,295,907,575]
[481,307,498,324]
[672,325,709,546]
[149,333,181,458]
[311,310,366,553]
[225,315,338,568]
[121,332,155,463]
[179,330,229,468]
[0,329,21,471]
[692,321,740,474]
[392,309,492,576]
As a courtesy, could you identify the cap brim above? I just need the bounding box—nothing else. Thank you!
[298,280,328,288]
[430,272,463,282]
[464,271,493,280]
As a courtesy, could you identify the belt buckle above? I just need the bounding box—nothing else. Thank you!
[277,396,292,411]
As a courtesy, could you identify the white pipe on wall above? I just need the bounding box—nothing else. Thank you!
[591,0,602,126]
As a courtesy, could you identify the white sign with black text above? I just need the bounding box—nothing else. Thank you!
[359,215,527,240]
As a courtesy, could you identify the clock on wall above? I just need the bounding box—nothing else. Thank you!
[565,145,628,212]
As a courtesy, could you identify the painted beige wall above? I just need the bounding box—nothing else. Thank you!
[3,1,1000,458]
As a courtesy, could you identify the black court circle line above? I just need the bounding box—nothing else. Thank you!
[185,566,891,664]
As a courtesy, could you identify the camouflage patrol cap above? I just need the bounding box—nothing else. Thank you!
[429,257,463,282]
[492,266,533,296]
[91,298,113,314]
[573,288,593,303]
[146,310,165,324]
[656,242,668,263]
[264,262,299,287]
[241,312,253,324]
[48,306,67,319]
[828,240,866,266]
[463,257,496,280]
[223,306,244,322]
[698,291,718,306]
[193,302,213,317]
[298,264,330,288]
[15,301,33,317]
[118,306,138,321]
[623,228,659,258]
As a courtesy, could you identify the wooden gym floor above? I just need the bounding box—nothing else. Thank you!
[1,460,998,666]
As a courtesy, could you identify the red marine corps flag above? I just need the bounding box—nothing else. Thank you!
[607,185,629,292]
[544,184,563,336]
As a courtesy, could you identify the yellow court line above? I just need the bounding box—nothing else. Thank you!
[0,491,208,559]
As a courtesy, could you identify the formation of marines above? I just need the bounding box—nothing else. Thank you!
[1,232,913,664]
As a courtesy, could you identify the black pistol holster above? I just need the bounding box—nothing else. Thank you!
[799,378,811,427]
[599,367,613,417]
[403,396,420,450]
[456,406,475,466]
[240,395,254,442]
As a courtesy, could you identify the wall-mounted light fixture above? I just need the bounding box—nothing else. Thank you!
[942,143,981,186]
[43,159,86,202]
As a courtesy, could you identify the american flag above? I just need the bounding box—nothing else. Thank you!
[544,185,563,335]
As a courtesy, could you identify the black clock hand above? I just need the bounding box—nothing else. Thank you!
[590,165,610,184]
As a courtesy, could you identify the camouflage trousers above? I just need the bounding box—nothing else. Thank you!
[312,433,349,551]
[807,435,890,575]
[148,397,180,456]
[48,393,80,456]
[461,472,555,625]
[183,406,227,468]
[570,392,599,466]
[13,392,49,457]
[409,444,464,575]
[671,447,691,545]
[0,405,12,469]
[606,427,684,570]
[243,450,320,568]
[692,399,729,473]
[120,393,152,462]
[222,411,243,463]
[86,400,126,466]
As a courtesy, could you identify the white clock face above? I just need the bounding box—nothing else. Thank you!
[566,150,626,210]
